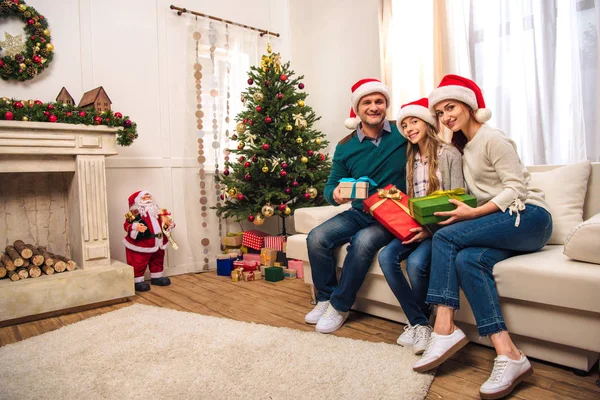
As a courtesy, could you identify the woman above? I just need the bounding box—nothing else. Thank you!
[413,75,552,400]
[378,98,463,355]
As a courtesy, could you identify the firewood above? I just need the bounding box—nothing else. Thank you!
[13,240,33,259]
[37,247,54,266]
[21,257,30,268]
[53,256,67,273]
[0,265,6,278]
[26,245,45,266]
[0,253,15,271]
[53,254,77,271]
[41,265,55,275]
[8,270,20,281]
[5,246,24,267]
[27,265,42,278]
[16,267,29,279]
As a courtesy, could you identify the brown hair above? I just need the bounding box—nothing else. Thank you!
[405,121,445,198]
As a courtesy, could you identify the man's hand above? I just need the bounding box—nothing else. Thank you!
[136,224,148,232]
[333,184,351,205]
[401,226,432,245]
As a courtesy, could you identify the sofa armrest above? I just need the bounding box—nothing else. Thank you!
[294,203,352,234]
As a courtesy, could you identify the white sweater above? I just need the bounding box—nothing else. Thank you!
[463,125,549,213]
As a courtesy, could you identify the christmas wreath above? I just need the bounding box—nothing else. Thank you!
[0,0,53,81]
[0,98,138,146]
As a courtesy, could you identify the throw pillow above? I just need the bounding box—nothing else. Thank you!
[564,213,600,264]
[529,161,591,245]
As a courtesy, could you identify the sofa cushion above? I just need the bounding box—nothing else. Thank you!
[529,161,591,244]
[293,203,351,234]
[564,213,600,265]
[494,245,600,314]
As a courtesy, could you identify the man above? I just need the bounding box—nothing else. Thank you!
[305,78,408,333]
[123,190,174,292]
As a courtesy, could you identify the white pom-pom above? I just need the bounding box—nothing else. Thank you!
[475,108,492,123]
[344,117,359,130]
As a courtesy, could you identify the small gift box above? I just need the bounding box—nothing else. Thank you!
[260,248,278,267]
[287,259,304,279]
[338,177,377,199]
[409,189,478,225]
[217,258,234,276]
[231,267,244,282]
[253,269,262,280]
[283,268,297,279]
[363,184,421,241]
[228,249,242,259]
[264,266,284,282]
[242,253,261,263]
[275,251,287,267]
[242,271,255,281]
[242,230,270,251]
[234,260,259,272]
[221,232,243,247]
[264,235,286,252]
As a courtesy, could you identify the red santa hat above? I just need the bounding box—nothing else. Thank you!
[344,78,390,130]
[128,190,150,210]
[428,74,492,123]
[396,98,437,134]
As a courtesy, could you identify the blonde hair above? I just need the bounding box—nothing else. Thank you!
[405,121,446,198]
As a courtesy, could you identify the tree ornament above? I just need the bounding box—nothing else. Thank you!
[280,170,287,177]
[247,78,253,85]
[255,105,262,112]
[247,214,255,222]
[281,162,288,169]
[307,187,318,199]
[223,169,230,176]
[285,124,293,131]
[277,92,283,100]
[262,165,269,173]
[251,155,258,163]
[315,138,322,145]
[253,92,264,102]
[244,173,252,181]
[280,74,287,81]
[21,116,28,121]
[301,156,308,163]
[278,203,286,211]
[4,111,14,120]
[235,122,246,134]
[249,120,254,126]
[261,204,274,217]
[124,119,132,127]
[253,214,265,225]
[244,161,251,168]
[14,101,23,109]
[48,114,57,123]
[114,112,123,119]
[307,150,314,156]
[296,137,303,144]
[79,111,86,117]
[239,156,246,162]
[284,206,292,215]
[297,100,305,107]
[237,142,245,150]
[285,188,291,194]
[319,153,326,161]
[299,83,305,89]
[231,134,238,141]
[264,80,269,87]
[292,181,299,187]
[265,116,272,124]
[237,193,245,201]
[303,192,311,199]
[228,187,238,197]
[262,143,270,150]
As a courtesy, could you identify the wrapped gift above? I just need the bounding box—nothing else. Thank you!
[234,260,259,272]
[338,177,377,199]
[363,184,421,241]
[275,251,287,267]
[264,266,284,282]
[216,258,234,276]
[221,232,244,247]
[260,248,278,267]
[253,269,262,280]
[409,189,478,225]
[242,271,256,281]
[242,230,270,251]
[264,235,286,251]
[242,253,261,263]
[231,267,244,282]
[283,268,297,279]
[228,249,242,259]
[287,259,304,279]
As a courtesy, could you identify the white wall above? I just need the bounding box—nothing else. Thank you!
[289,0,382,149]
[1,0,291,275]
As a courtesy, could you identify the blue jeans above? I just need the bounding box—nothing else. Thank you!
[426,204,552,336]
[378,238,432,326]
[307,208,395,312]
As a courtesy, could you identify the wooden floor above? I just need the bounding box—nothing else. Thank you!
[1,272,599,399]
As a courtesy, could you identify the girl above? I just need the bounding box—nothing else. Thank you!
[413,75,552,400]
[378,98,463,355]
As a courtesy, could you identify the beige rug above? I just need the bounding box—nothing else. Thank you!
[0,304,434,400]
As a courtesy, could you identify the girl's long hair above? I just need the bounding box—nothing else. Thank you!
[405,122,446,198]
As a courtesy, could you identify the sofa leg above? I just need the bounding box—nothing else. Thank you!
[309,284,317,305]
[572,368,589,377]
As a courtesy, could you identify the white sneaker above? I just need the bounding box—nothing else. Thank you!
[413,325,432,355]
[479,352,533,399]
[396,324,416,346]
[315,304,349,333]
[413,328,469,373]
[304,301,330,324]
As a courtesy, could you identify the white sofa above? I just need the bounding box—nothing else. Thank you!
[286,162,600,372]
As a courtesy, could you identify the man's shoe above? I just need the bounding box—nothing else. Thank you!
[479,352,533,399]
[134,282,150,292]
[397,324,416,347]
[315,304,349,334]
[413,328,469,372]
[150,277,171,286]
[413,325,432,355]
[304,301,330,324]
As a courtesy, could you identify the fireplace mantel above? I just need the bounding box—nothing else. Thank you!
[0,121,134,324]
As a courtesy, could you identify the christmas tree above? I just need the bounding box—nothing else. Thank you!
[214,44,331,232]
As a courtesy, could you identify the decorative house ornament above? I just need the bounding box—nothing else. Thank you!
[56,87,74,105]
[77,86,112,113]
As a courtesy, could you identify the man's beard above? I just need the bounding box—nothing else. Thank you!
[138,200,159,218]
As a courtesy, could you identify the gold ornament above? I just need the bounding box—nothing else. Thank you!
[307,187,318,199]
[19,63,26,70]
[22,116,29,121]
[301,156,308,163]
[253,214,265,225]
[235,122,246,134]
[43,29,50,37]
[315,138,322,145]
[228,188,238,197]
[285,124,293,131]
[261,204,274,217]
[297,100,305,107]
[262,166,269,173]
[19,4,27,11]
[253,92,264,102]
[296,137,303,144]
[293,113,308,130]
[284,206,292,215]
[0,32,25,57]
[266,42,273,54]
[45,43,54,52]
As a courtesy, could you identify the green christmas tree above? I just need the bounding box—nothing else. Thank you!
[214,44,331,231]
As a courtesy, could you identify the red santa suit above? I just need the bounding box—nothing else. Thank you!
[123,190,171,283]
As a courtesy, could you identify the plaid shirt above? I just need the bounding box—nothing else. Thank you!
[412,148,443,198]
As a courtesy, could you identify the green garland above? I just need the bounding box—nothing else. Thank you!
[0,97,138,146]
[0,0,53,81]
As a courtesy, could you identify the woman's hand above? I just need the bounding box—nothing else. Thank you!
[436,199,479,226]
[401,226,432,245]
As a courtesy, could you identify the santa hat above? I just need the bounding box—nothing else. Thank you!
[395,98,437,134]
[344,78,390,129]
[428,74,492,123]
[128,190,149,210]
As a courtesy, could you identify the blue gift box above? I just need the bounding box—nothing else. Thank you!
[217,258,234,276]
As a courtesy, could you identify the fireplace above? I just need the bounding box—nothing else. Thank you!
[0,121,134,324]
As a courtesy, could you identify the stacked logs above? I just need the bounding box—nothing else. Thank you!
[0,240,77,282]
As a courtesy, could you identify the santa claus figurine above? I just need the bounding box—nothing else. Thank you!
[123,190,175,292]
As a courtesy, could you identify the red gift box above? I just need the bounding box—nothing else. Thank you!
[363,184,421,241]
[233,260,259,272]
[242,230,270,251]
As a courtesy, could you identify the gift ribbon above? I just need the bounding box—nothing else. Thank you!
[339,176,378,198]
[368,186,412,217]
[227,231,243,237]
[408,188,467,216]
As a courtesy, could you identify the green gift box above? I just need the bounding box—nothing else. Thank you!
[409,189,477,225]
[264,266,284,282]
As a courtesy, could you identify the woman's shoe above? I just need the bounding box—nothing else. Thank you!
[413,328,469,372]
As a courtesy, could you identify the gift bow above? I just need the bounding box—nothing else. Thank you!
[227,231,244,237]
[245,132,257,145]
[339,176,378,198]
[368,185,412,216]
[408,188,467,216]
[293,113,307,129]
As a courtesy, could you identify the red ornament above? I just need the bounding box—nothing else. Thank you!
[66,111,72,117]
[124,119,132,127]
[104,118,110,122]
[292,181,299,187]
[280,74,287,81]
[239,156,246,162]
[255,106,262,112]
[238,194,245,201]
[249,120,254,126]
[79,111,86,117]
[47,104,54,110]
[299,83,305,89]
[48,114,58,123]
[319,154,326,161]
[244,161,251,168]
[262,143,270,150]
[223,169,230,176]
[277,92,283,100]
[264,80,269,87]
[94,116,102,125]
[4,111,14,120]
[285,188,291,194]
[27,19,35,25]
[32,55,41,64]
[281,162,288,169]
[307,150,314,156]
[14,102,23,109]
[247,215,255,222]
[278,203,286,211]
[220,194,225,200]
[280,170,287,177]
[43,111,50,116]
[247,79,254,85]
[243,118,248,123]
[251,155,258,163]
[114,112,123,118]
[237,143,244,150]
[0,60,3,67]
[265,117,272,124]
[304,193,311,199]
[244,173,252,181]
[34,100,43,105]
